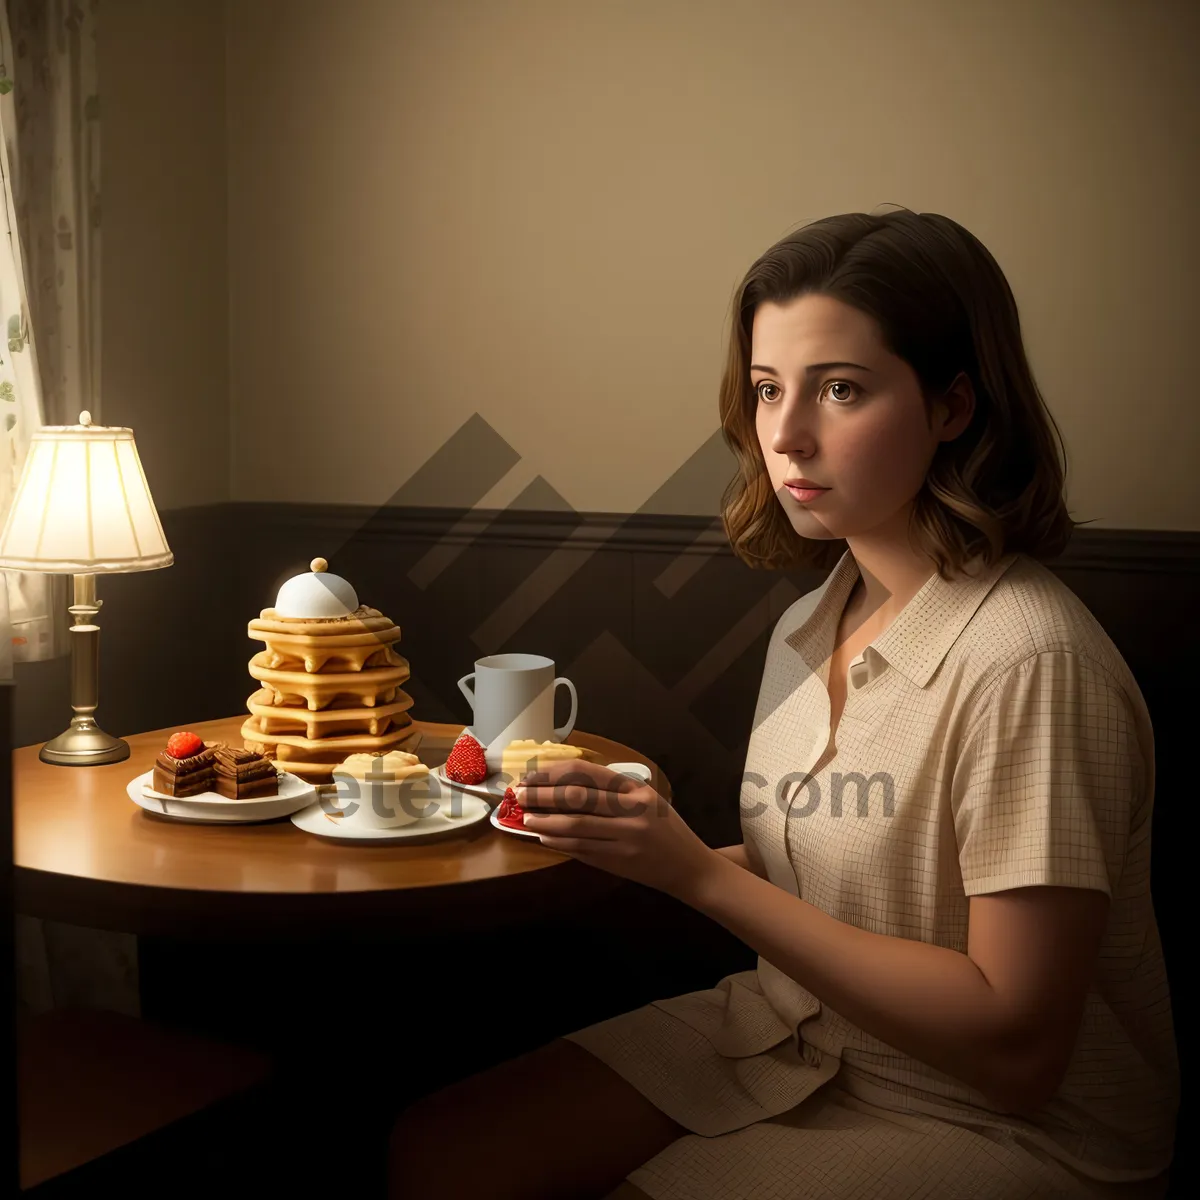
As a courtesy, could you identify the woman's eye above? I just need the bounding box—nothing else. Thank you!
[753,379,859,404]
[824,380,857,404]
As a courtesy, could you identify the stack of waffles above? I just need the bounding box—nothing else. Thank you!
[240,558,421,786]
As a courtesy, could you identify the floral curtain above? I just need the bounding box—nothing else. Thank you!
[6,0,102,426]
[0,0,103,668]
[2,0,139,1018]
[0,104,45,679]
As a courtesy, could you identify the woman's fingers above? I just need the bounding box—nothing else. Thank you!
[518,782,654,818]
[518,759,641,796]
[521,811,625,840]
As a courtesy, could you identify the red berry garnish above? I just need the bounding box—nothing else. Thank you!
[445,732,488,784]
[166,731,204,759]
[496,786,526,828]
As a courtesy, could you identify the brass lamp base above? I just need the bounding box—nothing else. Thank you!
[40,716,130,767]
[40,572,130,768]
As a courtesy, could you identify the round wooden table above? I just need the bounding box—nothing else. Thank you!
[13,716,670,940]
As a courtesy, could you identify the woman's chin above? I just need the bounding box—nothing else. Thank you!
[786,512,842,541]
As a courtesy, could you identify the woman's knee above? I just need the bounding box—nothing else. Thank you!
[388,1037,684,1199]
[392,1036,577,1135]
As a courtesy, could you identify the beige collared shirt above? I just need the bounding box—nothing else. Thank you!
[568,549,1178,1192]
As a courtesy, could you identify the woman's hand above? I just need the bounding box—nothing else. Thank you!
[514,759,719,901]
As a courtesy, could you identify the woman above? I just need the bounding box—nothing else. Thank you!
[388,209,1179,1199]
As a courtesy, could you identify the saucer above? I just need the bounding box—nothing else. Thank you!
[127,769,316,824]
[289,788,491,842]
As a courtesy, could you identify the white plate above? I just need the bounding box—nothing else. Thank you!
[127,769,316,824]
[432,726,511,800]
[487,761,653,840]
[489,805,541,840]
[289,787,491,842]
[435,731,654,802]
[433,763,513,801]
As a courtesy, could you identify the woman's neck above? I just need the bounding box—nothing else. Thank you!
[842,533,939,631]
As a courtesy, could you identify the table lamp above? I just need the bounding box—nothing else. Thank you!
[0,410,173,766]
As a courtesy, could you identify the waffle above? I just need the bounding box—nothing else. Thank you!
[250,606,396,636]
[247,652,410,710]
[241,715,421,784]
[242,581,424,786]
[246,687,414,738]
[247,619,404,673]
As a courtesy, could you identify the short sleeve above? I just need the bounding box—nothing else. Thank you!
[951,651,1143,899]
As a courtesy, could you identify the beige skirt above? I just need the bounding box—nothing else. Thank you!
[568,1002,1170,1200]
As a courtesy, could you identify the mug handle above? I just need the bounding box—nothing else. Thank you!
[552,677,578,741]
[605,762,652,784]
[457,672,476,714]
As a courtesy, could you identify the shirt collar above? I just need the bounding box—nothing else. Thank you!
[784,547,1021,690]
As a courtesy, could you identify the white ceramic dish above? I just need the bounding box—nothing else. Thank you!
[433,763,512,801]
[432,726,515,800]
[289,788,491,842]
[127,769,315,824]
[436,729,653,803]
[487,761,653,840]
[489,805,540,840]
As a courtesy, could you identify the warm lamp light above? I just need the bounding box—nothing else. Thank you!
[0,411,173,765]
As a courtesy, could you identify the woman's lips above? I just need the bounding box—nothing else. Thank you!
[784,483,829,503]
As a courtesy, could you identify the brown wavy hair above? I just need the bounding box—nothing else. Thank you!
[718,207,1088,580]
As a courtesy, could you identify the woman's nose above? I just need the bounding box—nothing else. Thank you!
[771,398,819,455]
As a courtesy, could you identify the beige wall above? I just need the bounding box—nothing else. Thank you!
[108,0,1200,527]
[99,0,229,511]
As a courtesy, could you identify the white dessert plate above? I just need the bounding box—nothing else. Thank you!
[433,764,512,801]
[436,728,653,802]
[489,806,541,840]
[432,726,512,800]
[127,769,315,824]
[289,788,491,842]
[488,761,653,841]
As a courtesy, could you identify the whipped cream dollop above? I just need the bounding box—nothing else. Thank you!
[273,557,359,619]
[332,750,427,781]
[330,750,434,828]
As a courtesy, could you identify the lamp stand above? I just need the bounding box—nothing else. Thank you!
[39,573,129,767]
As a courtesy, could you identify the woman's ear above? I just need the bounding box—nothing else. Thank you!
[934,371,976,442]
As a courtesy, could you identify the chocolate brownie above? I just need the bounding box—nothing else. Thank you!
[212,744,279,799]
[152,745,217,797]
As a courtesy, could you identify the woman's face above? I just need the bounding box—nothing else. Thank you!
[752,292,971,547]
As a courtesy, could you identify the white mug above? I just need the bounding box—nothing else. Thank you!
[605,762,652,785]
[458,653,577,773]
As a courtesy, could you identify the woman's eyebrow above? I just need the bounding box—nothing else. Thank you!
[749,360,876,375]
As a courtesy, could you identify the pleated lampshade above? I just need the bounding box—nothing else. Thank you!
[0,411,172,573]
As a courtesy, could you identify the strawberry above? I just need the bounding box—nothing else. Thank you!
[445,731,488,784]
[166,731,204,759]
[496,785,526,829]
